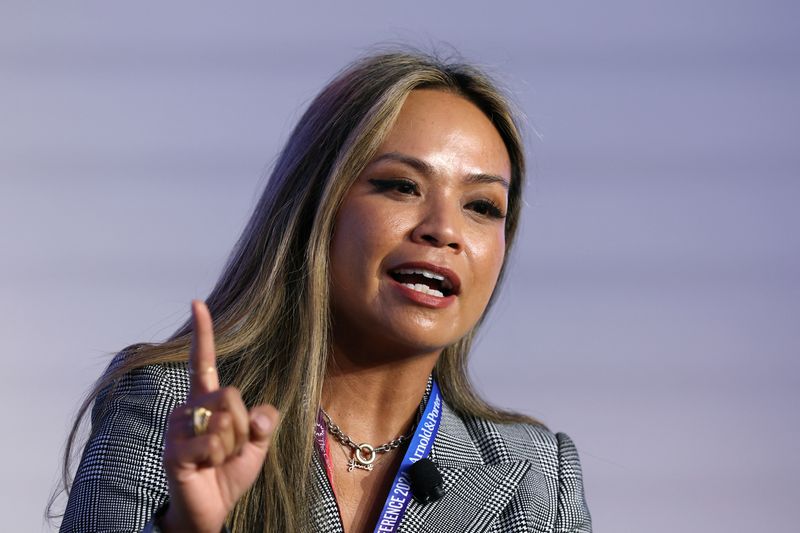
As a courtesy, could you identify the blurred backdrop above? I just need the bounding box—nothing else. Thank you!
[1,1,798,531]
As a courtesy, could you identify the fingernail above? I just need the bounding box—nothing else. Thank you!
[253,413,273,434]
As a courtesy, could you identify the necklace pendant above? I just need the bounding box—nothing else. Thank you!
[347,457,374,472]
[346,443,377,472]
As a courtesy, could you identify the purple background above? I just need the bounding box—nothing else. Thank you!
[2,2,798,531]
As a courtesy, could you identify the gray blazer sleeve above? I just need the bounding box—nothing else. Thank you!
[554,432,592,533]
[60,362,185,532]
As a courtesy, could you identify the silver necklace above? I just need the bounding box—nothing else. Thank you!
[319,408,413,472]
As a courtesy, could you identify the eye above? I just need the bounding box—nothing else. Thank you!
[466,199,506,219]
[368,178,419,196]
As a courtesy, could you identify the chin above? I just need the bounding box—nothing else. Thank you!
[331,298,474,360]
[383,320,467,357]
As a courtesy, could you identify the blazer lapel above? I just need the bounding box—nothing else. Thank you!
[309,448,345,533]
[399,402,532,533]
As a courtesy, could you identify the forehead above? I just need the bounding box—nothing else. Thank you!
[374,89,511,181]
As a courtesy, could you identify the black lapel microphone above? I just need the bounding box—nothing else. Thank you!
[408,458,445,504]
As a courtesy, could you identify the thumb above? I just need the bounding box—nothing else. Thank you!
[249,405,280,451]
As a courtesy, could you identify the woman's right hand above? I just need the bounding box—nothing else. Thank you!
[160,300,280,533]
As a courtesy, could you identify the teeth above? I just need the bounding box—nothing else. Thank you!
[403,282,444,298]
[395,268,445,281]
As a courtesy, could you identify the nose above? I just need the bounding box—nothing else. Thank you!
[410,197,464,252]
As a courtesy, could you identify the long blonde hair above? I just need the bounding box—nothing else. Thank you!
[57,49,536,532]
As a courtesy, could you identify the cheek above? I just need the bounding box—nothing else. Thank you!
[469,228,507,297]
[330,203,407,281]
[472,227,506,268]
[344,197,413,240]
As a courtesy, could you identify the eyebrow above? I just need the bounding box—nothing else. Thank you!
[369,151,510,190]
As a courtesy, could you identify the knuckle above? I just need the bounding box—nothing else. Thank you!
[215,412,232,431]
[207,434,223,454]
[235,421,249,440]
[208,435,226,463]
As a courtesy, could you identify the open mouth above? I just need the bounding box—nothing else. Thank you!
[388,267,457,298]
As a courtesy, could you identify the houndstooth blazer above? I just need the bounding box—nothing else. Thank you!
[61,361,591,532]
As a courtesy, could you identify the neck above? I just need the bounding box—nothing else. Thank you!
[321,346,439,446]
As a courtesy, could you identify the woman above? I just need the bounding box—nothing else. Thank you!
[57,50,591,532]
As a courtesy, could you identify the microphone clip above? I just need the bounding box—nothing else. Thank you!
[408,458,445,504]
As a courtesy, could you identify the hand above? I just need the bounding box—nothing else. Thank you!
[160,300,280,533]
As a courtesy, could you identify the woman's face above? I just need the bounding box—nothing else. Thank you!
[329,89,512,359]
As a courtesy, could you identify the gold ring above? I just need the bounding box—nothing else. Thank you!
[192,407,213,436]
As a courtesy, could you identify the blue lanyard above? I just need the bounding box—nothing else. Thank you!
[373,380,442,533]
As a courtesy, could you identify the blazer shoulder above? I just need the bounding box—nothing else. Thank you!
[92,355,190,419]
[458,413,548,461]
[458,413,581,472]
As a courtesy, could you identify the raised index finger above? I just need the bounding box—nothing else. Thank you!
[188,299,220,397]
